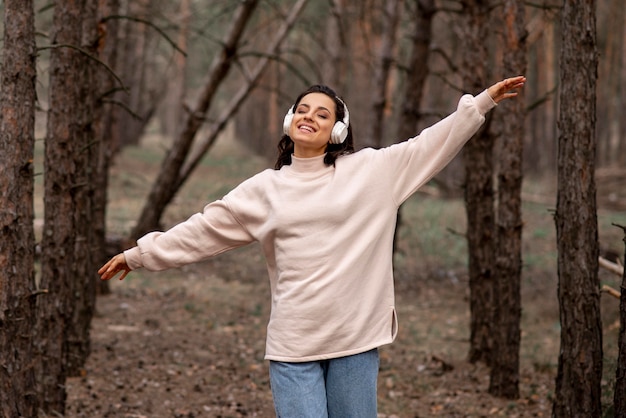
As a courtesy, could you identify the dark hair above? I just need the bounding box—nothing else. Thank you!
[275,85,354,169]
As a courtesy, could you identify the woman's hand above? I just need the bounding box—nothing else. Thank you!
[98,253,131,281]
[487,76,526,103]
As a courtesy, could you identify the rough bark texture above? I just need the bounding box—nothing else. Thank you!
[458,0,495,366]
[552,1,603,416]
[488,0,526,399]
[0,1,39,416]
[38,0,96,413]
[614,225,626,415]
[64,0,99,377]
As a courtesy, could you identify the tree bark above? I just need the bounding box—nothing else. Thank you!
[38,0,97,412]
[552,1,602,416]
[64,0,99,377]
[489,0,526,399]
[458,0,495,366]
[94,0,122,295]
[364,0,402,148]
[615,224,626,416]
[0,1,39,416]
[396,0,434,142]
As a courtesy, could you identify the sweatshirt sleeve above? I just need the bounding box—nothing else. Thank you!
[381,89,496,205]
[124,198,256,271]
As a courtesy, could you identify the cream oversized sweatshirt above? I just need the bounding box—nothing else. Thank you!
[124,90,496,362]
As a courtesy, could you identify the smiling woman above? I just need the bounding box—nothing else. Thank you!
[99,76,525,418]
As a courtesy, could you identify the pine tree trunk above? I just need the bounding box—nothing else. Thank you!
[38,0,97,412]
[489,0,526,399]
[94,0,122,295]
[393,0,435,256]
[64,0,99,377]
[322,0,347,91]
[0,1,39,416]
[458,0,495,366]
[552,1,602,416]
[396,0,434,142]
[364,0,401,149]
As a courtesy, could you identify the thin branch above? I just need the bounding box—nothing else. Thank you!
[101,15,187,57]
[37,43,126,90]
[100,98,142,120]
[430,46,459,73]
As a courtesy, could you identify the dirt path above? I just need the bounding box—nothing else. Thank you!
[66,249,557,418]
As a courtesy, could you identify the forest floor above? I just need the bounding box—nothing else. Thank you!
[57,136,626,418]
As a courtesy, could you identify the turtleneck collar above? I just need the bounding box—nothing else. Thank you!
[286,153,330,176]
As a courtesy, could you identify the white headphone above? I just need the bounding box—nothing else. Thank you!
[282,97,350,144]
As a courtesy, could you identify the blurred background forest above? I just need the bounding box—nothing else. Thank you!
[23,0,626,176]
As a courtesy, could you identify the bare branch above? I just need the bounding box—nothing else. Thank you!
[37,43,126,90]
[101,14,187,57]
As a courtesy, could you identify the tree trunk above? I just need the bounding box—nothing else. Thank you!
[94,0,122,296]
[615,224,626,416]
[114,0,153,148]
[364,0,402,148]
[393,0,435,255]
[322,0,347,91]
[160,0,190,138]
[0,1,39,416]
[488,0,526,399]
[458,0,495,366]
[64,0,99,377]
[552,1,602,416]
[37,0,97,412]
[396,0,434,142]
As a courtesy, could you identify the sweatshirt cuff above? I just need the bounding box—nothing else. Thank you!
[475,89,497,115]
[124,247,143,270]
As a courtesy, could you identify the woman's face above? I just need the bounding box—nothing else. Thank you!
[288,92,336,158]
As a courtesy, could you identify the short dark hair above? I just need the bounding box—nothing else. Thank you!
[275,85,354,169]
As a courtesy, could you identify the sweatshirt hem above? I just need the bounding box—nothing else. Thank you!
[263,338,395,363]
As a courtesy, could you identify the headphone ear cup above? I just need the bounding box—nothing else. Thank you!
[283,107,294,136]
[331,121,348,144]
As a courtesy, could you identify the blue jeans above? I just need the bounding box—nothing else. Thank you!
[269,348,379,418]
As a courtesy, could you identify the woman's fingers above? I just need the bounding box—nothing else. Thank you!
[98,254,130,281]
[489,76,526,103]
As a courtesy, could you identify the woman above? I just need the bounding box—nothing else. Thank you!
[99,76,526,417]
